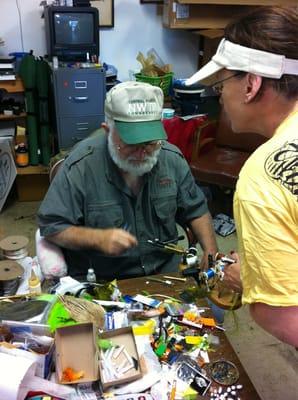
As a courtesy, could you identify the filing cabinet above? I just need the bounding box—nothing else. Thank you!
[52,67,106,149]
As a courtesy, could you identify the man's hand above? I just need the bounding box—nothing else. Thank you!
[97,228,138,255]
[223,251,243,293]
[199,251,214,270]
[46,226,137,256]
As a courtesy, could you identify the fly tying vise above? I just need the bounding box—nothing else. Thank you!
[147,237,241,310]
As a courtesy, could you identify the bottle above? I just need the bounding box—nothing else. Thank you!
[86,268,96,283]
[15,143,29,167]
[29,269,41,294]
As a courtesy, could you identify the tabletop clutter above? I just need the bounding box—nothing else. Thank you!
[0,234,245,400]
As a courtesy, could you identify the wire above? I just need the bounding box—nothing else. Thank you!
[15,0,25,52]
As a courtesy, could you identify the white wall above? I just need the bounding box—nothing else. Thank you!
[0,0,199,81]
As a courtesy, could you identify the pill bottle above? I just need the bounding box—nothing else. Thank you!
[15,143,29,167]
[86,268,96,283]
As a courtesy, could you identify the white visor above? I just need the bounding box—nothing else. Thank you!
[186,38,298,86]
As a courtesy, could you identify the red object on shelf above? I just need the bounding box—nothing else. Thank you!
[163,115,211,163]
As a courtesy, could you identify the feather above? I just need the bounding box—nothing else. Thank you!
[58,295,105,329]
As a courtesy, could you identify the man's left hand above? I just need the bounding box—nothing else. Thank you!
[223,251,243,293]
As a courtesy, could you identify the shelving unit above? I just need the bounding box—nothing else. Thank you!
[0,78,49,202]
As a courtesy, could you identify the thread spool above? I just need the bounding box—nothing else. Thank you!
[0,260,24,296]
[0,235,29,261]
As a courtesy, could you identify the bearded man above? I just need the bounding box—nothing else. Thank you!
[38,81,217,280]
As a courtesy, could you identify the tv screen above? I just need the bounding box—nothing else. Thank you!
[44,6,99,62]
[54,12,94,45]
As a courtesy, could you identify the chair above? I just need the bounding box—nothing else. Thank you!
[190,110,267,189]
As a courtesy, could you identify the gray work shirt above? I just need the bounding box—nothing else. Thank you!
[38,130,208,280]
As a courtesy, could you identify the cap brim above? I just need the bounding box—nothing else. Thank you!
[185,60,223,86]
[115,120,167,145]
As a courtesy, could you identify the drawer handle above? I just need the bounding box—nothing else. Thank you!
[69,96,88,102]
[76,127,89,131]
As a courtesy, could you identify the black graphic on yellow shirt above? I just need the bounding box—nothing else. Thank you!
[265,140,298,199]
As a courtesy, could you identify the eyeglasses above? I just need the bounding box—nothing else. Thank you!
[211,72,243,95]
[117,140,162,153]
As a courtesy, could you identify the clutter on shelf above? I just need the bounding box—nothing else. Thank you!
[135,49,173,96]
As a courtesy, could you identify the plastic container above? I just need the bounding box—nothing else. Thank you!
[86,268,96,283]
[135,72,174,96]
[29,270,42,294]
[173,79,220,117]
[9,52,29,74]
[162,108,175,119]
[15,143,29,167]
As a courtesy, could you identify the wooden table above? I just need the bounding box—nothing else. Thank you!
[118,274,261,400]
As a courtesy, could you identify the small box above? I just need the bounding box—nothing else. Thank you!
[55,322,99,384]
[16,164,49,201]
[99,327,143,390]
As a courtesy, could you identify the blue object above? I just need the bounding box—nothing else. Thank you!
[9,52,29,73]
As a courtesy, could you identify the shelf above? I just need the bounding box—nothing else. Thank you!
[0,78,24,93]
[177,0,298,4]
[0,112,26,120]
[17,165,49,175]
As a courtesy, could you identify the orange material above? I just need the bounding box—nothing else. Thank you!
[15,147,29,167]
[198,317,216,327]
[62,367,85,382]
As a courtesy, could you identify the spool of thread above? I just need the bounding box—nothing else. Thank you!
[0,235,29,261]
[0,260,24,296]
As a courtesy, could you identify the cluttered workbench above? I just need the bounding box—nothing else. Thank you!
[0,233,263,400]
[118,274,261,400]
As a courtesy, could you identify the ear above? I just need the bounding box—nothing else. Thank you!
[244,73,263,103]
[101,122,110,133]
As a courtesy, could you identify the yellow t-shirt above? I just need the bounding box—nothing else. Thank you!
[234,110,298,306]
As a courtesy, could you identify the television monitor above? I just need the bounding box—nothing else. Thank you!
[44,6,99,62]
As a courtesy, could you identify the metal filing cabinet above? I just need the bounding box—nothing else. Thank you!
[52,67,106,149]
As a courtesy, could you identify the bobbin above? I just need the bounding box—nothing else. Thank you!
[0,235,29,260]
[0,260,24,296]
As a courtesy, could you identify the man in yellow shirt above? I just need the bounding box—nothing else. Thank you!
[186,6,298,346]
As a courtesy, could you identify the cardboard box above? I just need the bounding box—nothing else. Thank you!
[163,1,255,29]
[198,29,223,68]
[55,323,99,384]
[16,165,49,201]
[0,332,54,378]
[99,327,143,390]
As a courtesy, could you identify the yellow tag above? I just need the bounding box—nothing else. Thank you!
[185,336,204,345]
[132,320,156,335]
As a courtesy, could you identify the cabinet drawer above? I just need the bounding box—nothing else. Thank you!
[54,69,106,116]
[57,115,104,149]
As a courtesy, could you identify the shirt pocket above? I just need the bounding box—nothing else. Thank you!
[86,202,124,229]
[152,194,177,241]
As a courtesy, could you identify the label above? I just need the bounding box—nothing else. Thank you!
[176,4,189,19]
[132,294,161,308]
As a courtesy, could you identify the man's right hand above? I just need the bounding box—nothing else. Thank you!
[97,228,138,256]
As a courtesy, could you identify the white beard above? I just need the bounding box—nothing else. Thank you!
[107,134,161,177]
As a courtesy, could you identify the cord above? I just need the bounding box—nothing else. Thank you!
[15,0,25,52]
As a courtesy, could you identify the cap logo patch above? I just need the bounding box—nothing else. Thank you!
[128,99,158,116]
